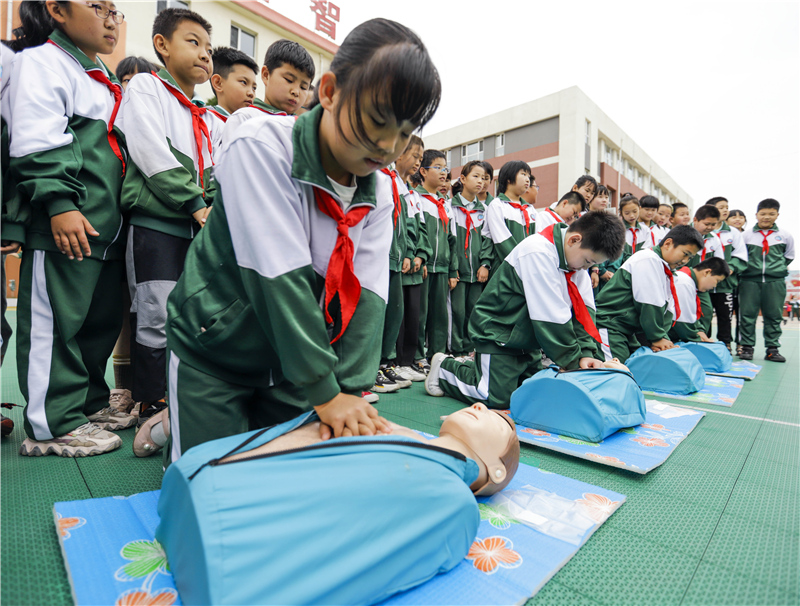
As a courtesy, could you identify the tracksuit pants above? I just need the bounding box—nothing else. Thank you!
[449,280,483,355]
[738,280,786,348]
[17,250,123,439]
[126,225,190,403]
[416,272,450,361]
[439,351,540,410]
[710,292,734,344]
[380,270,403,363]
[396,283,421,367]
[598,327,642,362]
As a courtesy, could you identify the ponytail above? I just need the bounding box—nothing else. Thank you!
[10,1,67,52]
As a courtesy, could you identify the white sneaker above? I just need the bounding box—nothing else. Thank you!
[425,353,450,397]
[396,366,426,382]
[373,370,402,393]
[108,389,135,414]
[19,423,122,457]
[382,366,412,388]
[87,406,137,431]
[361,391,379,403]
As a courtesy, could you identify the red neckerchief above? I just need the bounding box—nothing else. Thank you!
[663,263,681,325]
[455,204,482,257]
[678,266,702,318]
[422,194,449,227]
[546,208,565,223]
[508,201,531,234]
[207,108,228,122]
[380,168,402,226]
[47,41,125,175]
[155,73,214,195]
[314,187,371,343]
[759,229,774,255]
[628,224,638,251]
[540,225,603,344]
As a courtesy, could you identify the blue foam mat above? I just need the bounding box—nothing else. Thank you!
[642,374,745,406]
[54,465,625,606]
[515,400,705,474]
[706,360,762,380]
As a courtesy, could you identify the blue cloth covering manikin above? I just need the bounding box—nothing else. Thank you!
[156,412,481,605]
[677,341,733,373]
[625,346,706,394]
[510,367,646,443]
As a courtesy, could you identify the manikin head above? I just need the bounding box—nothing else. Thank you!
[438,403,520,496]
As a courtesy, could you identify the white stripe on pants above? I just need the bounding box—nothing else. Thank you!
[439,353,492,401]
[27,250,55,440]
[168,351,183,463]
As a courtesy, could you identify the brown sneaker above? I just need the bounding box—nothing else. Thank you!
[108,389,136,414]
[19,423,122,457]
[87,406,137,431]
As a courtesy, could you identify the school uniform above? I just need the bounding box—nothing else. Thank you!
[116,69,225,404]
[415,186,457,360]
[1,43,17,360]
[449,194,486,355]
[710,222,748,344]
[622,221,653,262]
[396,188,427,366]
[534,207,566,234]
[647,222,669,247]
[738,224,795,348]
[220,98,289,150]
[379,167,411,362]
[596,246,679,361]
[8,31,125,439]
[669,267,713,342]
[479,194,536,272]
[207,104,230,118]
[165,105,392,461]
[439,223,601,409]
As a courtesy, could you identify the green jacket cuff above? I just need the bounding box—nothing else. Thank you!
[305,371,341,407]
[1,223,26,245]
[187,196,207,215]
[46,199,80,218]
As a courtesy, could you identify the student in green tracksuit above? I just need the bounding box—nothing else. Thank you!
[738,199,795,362]
[596,226,704,361]
[685,205,724,336]
[207,46,258,117]
[161,19,441,462]
[669,258,729,343]
[415,149,457,363]
[425,212,625,409]
[9,3,132,457]
[450,161,488,356]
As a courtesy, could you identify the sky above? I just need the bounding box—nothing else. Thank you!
[271,0,798,266]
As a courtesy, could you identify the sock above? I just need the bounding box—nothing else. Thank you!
[113,354,132,390]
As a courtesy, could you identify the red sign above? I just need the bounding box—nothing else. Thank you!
[310,0,340,39]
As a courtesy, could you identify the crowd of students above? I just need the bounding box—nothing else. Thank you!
[0,2,794,460]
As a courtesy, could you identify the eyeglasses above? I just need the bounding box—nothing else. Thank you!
[87,3,125,23]
[531,184,540,190]
[422,166,449,172]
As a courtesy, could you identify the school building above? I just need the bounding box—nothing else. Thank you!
[425,86,693,211]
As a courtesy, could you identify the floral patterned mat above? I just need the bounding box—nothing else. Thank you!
[642,374,744,406]
[706,360,762,381]
[514,400,706,474]
[54,465,625,606]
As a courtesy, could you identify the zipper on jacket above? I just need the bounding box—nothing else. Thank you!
[102,214,125,261]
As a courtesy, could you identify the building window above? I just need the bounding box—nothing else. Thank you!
[231,25,256,59]
[585,120,591,145]
[461,140,483,163]
[157,0,189,12]
[445,149,452,168]
[495,133,505,157]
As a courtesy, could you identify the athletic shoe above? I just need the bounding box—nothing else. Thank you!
[382,366,412,388]
[416,359,431,375]
[395,366,426,382]
[133,408,170,457]
[1,414,13,437]
[361,391,379,403]
[19,423,121,457]
[373,370,402,393]
[738,346,754,360]
[425,353,450,397]
[87,406,137,431]
[138,399,168,428]
[765,347,786,363]
[108,389,136,414]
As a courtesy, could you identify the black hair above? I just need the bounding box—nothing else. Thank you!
[661,225,704,249]
[757,198,780,212]
[568,211,625,260]
[421,149,446,168]
[639,195,659,209]
[405,134,424,152]
[409,171,423,187]
[11,1,68,52]
[264,39,315,79]
[451,181,463,197]
[481,161,495,179]
[694,205,720,221]
[658,202,673,210]
[211,46,258,78]
[694,256,730,277]
[595,184,610,198]
[497,160,530,194]
[152,8,212,65]
[705,196,729,207]
[619,195,640,209]
[558,191,586,210]
[323,19,441,151]
[116,56,158,82]
[728,209,746,220]
[671,202,689,217]
[461,160,485,178]
[574,175,598,196]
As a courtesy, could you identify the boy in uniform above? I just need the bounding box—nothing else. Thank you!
[117,8,225,426]
[208,47,258,117]
[426,212,625,409]
[596,225,704,361]
[738,199,794,362]
[670,257,730,343]
[535,191,585,233]
[639,195,661,246]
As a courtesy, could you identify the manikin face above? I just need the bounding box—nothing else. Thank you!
[620,203,639,225]
[657,205,672,226]
[440,403,514,468]
[603,358,629,371]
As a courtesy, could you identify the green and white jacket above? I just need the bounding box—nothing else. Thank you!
[596,247,677,343]
[740,224,794,283]
[450,194,486,283]
[6,30,124,258]
[479,194,536,269]
[469,223,598,367]
[711,221,747,293]
[166,105,393,405]
[378,167,411,274]
[415,186,457,276]
[220,98,289,150]
[117,69,225,240]
[401,189,427,286]
[669,267,712,342]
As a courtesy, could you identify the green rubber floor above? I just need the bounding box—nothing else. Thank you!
[2,311,798,606]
